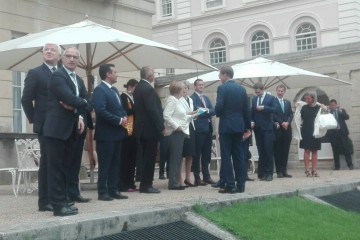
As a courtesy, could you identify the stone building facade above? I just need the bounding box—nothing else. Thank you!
[0,0,155,180]
[152,0,360,168]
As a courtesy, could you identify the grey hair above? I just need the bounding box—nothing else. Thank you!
[303,91,317,102]
[183,80,190,89]
[63,47,80,58]
[42,43,62,55]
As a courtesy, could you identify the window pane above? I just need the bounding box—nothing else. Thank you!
[206,0,223,8]
[296,23,317,51]
[162,0,172,16]
[251,31,270,57]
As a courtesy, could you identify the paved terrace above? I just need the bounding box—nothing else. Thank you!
[0,169,359,239]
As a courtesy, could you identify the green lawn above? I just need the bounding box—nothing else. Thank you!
[195,197,360,240]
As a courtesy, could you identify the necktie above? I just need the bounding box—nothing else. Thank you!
[111,87,122,106]
[257,96,262,106]
[334,110,340,129]
[200,95,206,108]
[69,72,79,96]
[280,99,285,113]
[51,67,56,73]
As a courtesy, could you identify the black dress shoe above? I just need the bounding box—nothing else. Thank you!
[53,206,78,217]
[71,195,92,203]
[236,185,245,193]
[39,204,53,212]
[333,167,340,171]
[246,177,255,181]
[68,201,75,206]
[349,165,354,170]
[98,193,114,201]
[260,176,267,181]
[277,173,284,178]
[159,174,166,180]
[265,175,273,181]
[219,188,237,194]
[211,181,226,189]
[194,179,207,186]
[109,192,129,199]
[283,173,292,178]
[168,186,186,190]
[139,187,161,194]
[204,178,216,184]
[184,180,196,187]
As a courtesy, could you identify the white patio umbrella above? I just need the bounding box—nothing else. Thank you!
[0,19,216,93]
[187,57,351,90]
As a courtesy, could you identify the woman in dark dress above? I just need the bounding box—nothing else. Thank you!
[299,92,326,177]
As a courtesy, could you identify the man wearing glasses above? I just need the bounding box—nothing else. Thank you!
[43,47,92,216]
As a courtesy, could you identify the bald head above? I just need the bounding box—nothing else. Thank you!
[140,66,154,83]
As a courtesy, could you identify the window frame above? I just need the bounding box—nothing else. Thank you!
[12,71,26,133]
[250,31,270,57]
[295,23,317,51]
[209,38,227,65]
[161,0,173,17]
[202,0,225,12]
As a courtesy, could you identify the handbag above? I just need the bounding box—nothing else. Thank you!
[126,98,134,136]
[319,113,337,130]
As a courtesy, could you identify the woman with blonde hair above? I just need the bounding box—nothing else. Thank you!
[164,81,196,190]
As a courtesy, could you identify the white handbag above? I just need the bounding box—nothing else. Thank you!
[319,113,337,130]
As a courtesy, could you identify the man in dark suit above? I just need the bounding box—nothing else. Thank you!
[328,99,354,170]
[21,43,60,212]
[191,79,216,186]
[273,84,293,178]
[251,82,278,181]
[93,64,129,201]
[43,47,92,216]
[133,66,164,194]
[215,66,251,194]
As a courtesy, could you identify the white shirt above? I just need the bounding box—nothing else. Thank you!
[163,95,193,136]
[44,62,57,72]
[63,66,79,96]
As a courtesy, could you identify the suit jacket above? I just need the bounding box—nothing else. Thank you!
[191,92,215,133]
[251,93,278,131]
[43,66,91,141]
[179,96,195,129]
[133,79,164,140]
[215,80,250,134]
[273,98,293,128]
[328,109,350,136]
[163,96,192,136]
[92,82,127,141]
[21,63,52,133]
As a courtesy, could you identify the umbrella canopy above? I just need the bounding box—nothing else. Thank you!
[187,57,351,90]
[0,19,216,92]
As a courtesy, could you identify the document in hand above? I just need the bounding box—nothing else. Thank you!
[196,108,208,116]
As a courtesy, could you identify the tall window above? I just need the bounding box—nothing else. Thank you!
[251,31,270,57]
[206,0,223,8]
[209,38,226,65]
[166,68,175,76]
[296,23,317,51]
[162,0,172,17]
[12,72,24,133]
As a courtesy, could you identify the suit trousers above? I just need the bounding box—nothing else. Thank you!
[64,131,86,199]
[96,140,122,195]
[45,136,75,209]
[139,138,158,190]
[119,136,137,190]
[192,131,212,181]
[330,130,353,169]
[219,133,247,189]
[37,131,49,207]
[159,136,170,176]
[254,130,274,178]
[168,132,186,188]
[274,128,292,174]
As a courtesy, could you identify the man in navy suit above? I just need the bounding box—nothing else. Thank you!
[273,85,293,178]
[215,66,251,194]
[327,99,354,170]
[43,47,92,216]
[21,43,60,212]
[251,82,278,181]
[191,79,216,186]
[92,64,129,201]
[134,66,164,194]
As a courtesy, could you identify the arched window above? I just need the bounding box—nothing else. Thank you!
[251,31,270,57]
[209,38,226,65]
[296,23,317,51]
